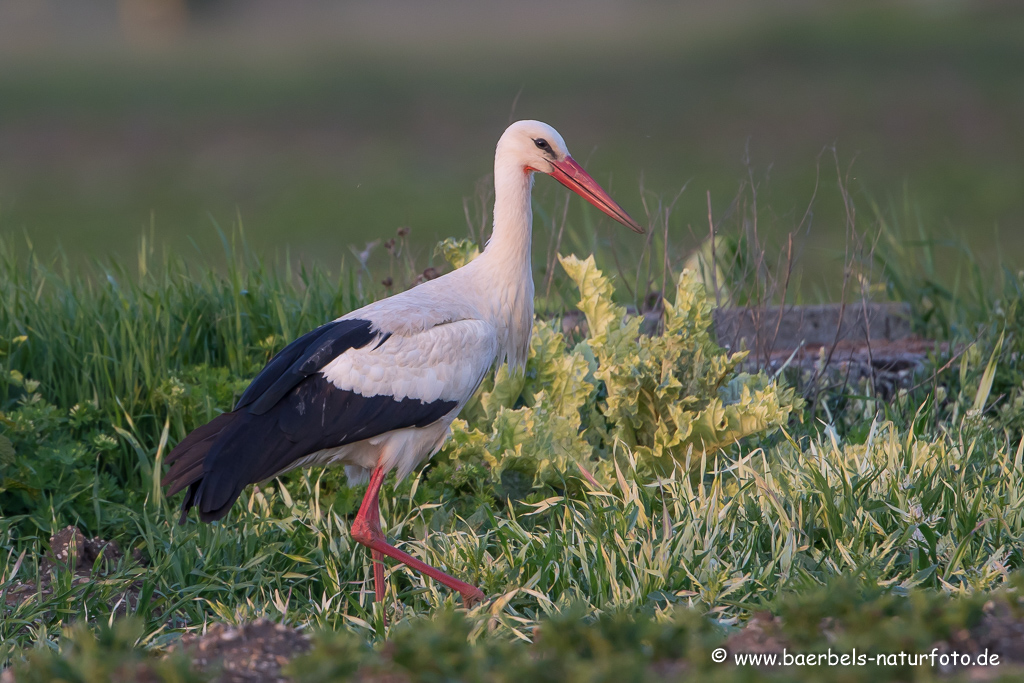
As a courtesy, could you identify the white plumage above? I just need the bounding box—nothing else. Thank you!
[324,310,498,405]
[315,317,497,483]
[163,120,643,606]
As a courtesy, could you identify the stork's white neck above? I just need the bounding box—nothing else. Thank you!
[475,151,535,371]
[482,160,534,265]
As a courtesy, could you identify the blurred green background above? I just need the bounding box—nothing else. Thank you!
[0,0,1021,293]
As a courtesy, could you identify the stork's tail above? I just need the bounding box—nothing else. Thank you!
[162,412,240,524]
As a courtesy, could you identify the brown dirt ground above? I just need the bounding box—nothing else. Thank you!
[168,620,310,683]
[3,525,142,612]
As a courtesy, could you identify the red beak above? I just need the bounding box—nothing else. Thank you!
[547,157,644,234]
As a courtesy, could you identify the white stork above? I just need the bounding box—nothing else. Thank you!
[163,120,644,606]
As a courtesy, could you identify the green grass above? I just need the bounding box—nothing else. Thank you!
[1,213,1023,680]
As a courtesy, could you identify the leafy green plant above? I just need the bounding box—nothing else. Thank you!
[0,373,125,531]
[435,253,801,495]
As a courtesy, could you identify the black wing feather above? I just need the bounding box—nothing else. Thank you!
[189,376,456,520]
[235,318,377,414]
[164,316,459,523]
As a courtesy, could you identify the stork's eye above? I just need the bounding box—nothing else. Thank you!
[534,138,551,152]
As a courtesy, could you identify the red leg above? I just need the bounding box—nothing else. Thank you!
[350,466,485,606]
[354,468,388,603]
[371,549,386,603]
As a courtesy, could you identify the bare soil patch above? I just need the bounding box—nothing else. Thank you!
[3,525,141,611]
[169,620,310,683]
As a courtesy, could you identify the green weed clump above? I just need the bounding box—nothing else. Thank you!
[431,252,801,503]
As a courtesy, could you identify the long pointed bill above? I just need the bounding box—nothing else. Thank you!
[548,157,644,233]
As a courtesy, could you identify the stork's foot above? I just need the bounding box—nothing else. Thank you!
[352,466,486,607]
[460,585,486,608]
[352,517,486,607]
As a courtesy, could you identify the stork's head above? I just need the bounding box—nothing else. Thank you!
[498,120,644,233]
